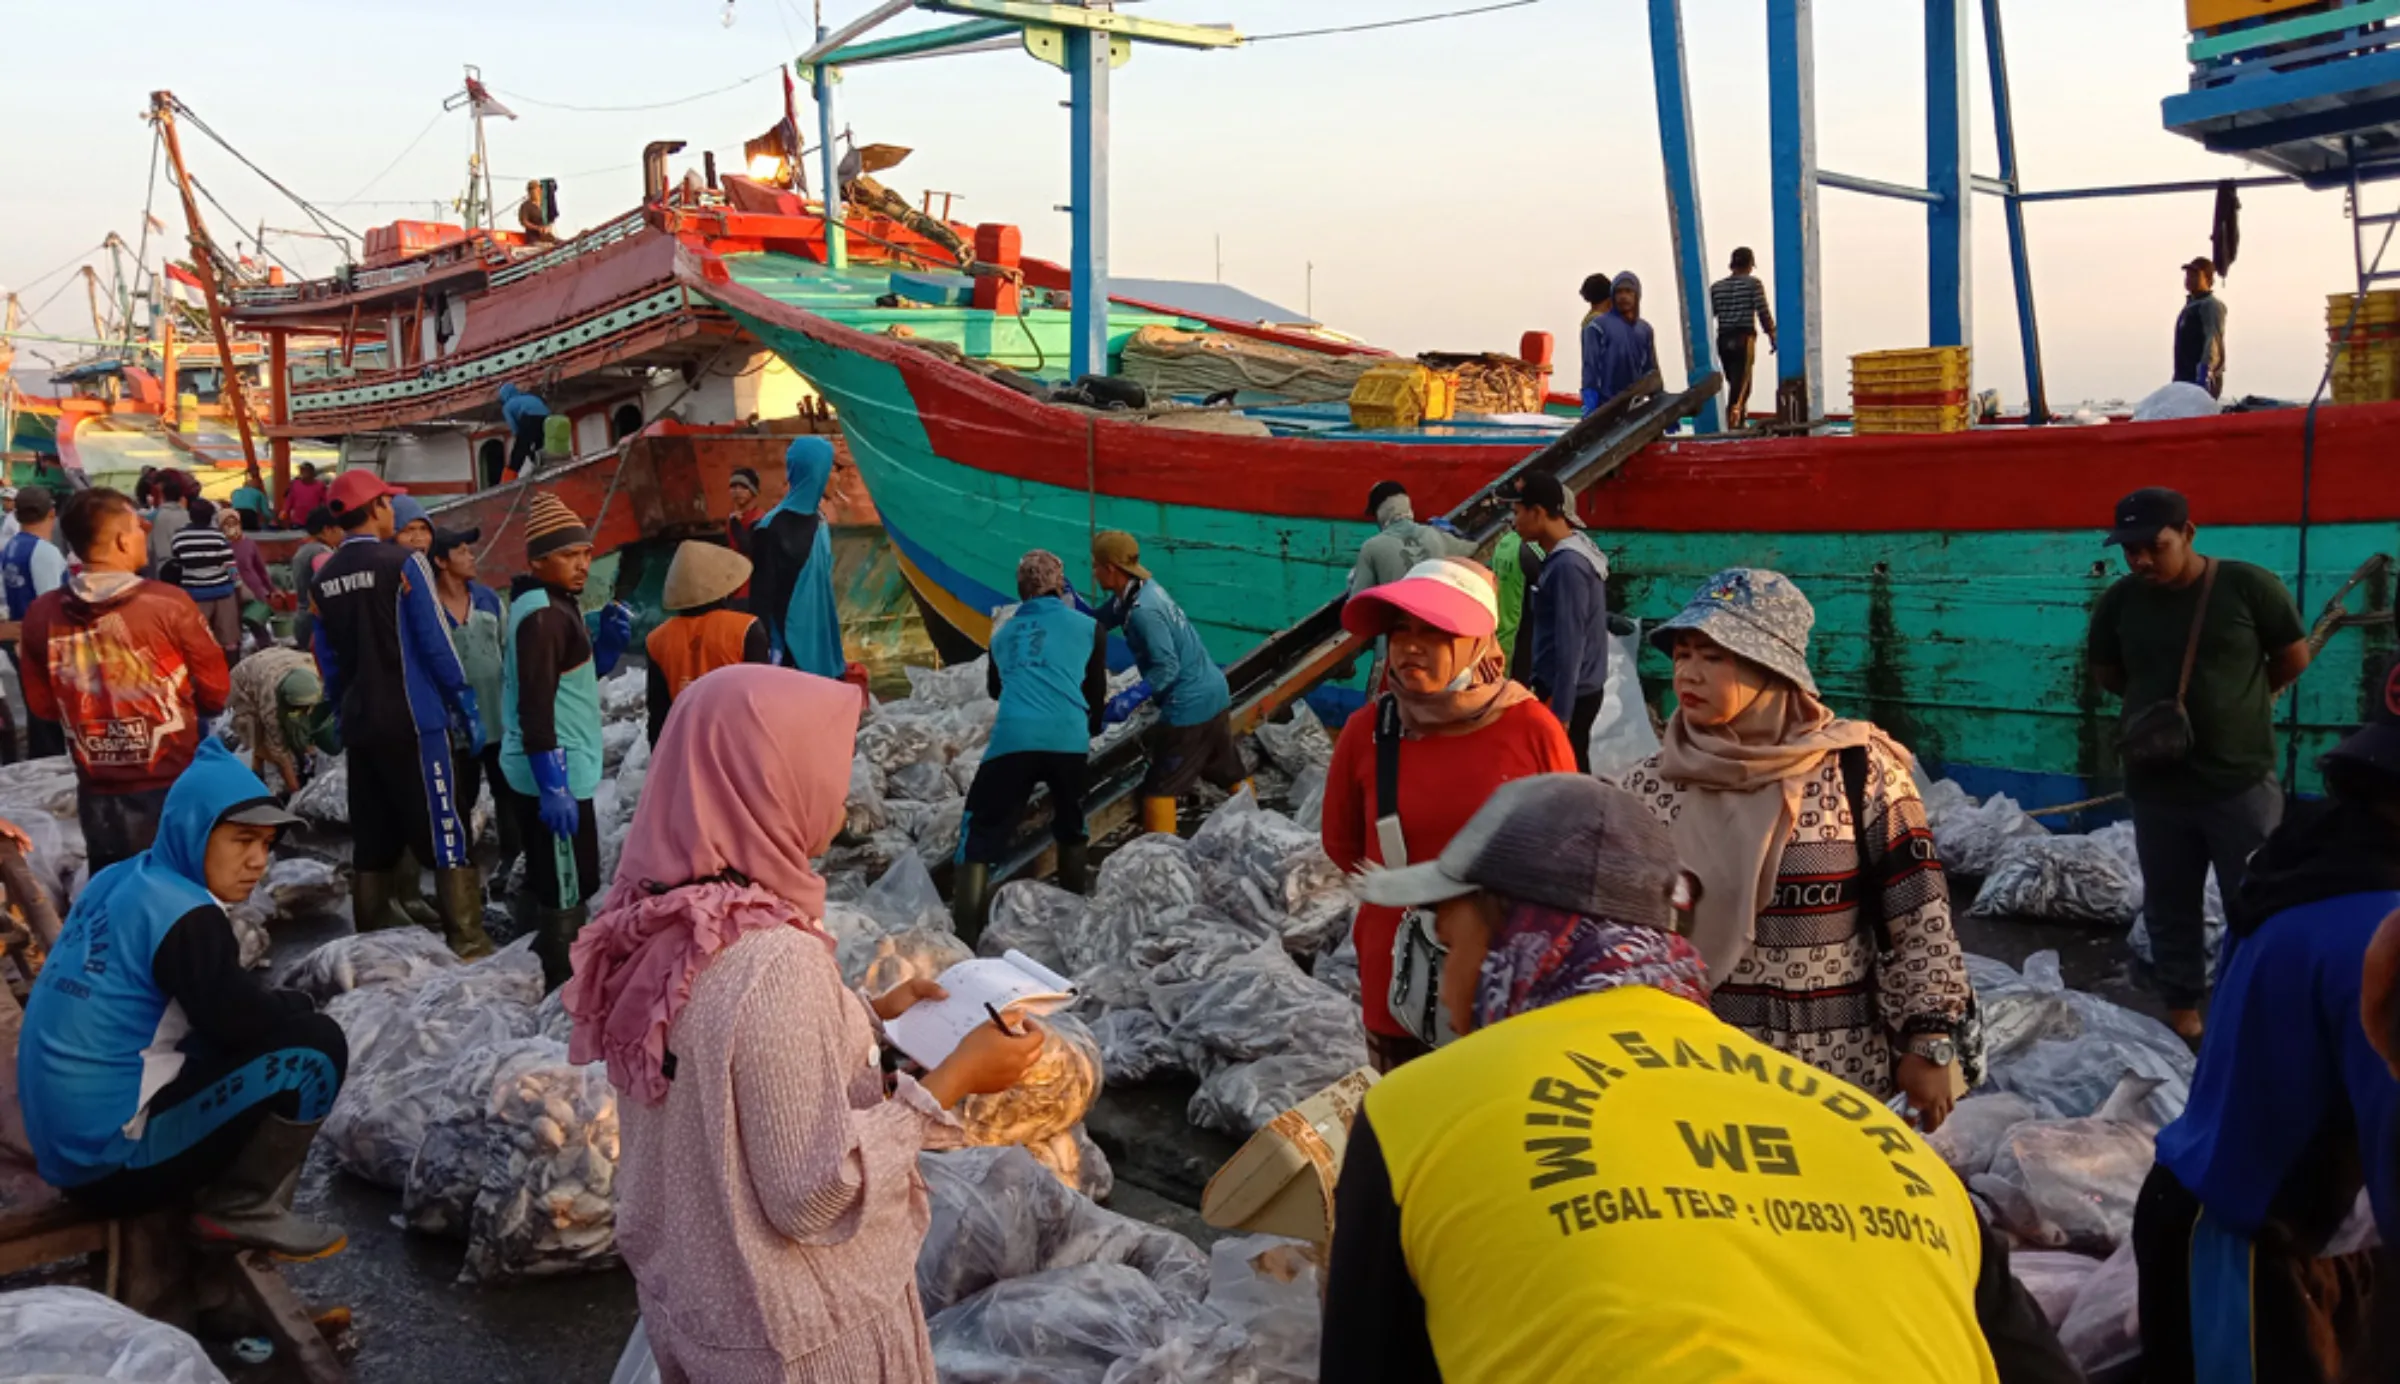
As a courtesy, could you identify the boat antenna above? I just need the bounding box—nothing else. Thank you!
[443,65,518,233]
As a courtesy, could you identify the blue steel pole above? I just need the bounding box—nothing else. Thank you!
[1067,26,1112,382]
[1926,0,1972,349]
[813,31,848,271]
[1647,0,1722,433]
[1981,0,2048,422]
[1767,0,1822,419]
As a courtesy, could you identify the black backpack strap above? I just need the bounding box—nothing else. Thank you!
[1837,745,1891,955]
[1374,693,1403,822]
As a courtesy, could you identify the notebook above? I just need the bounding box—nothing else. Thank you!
[882,950,1077,1068]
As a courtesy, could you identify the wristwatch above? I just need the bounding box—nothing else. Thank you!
[1907,1034,1957,1066]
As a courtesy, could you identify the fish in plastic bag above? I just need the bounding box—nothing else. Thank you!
[1186,790,1354,956]
[0,1284,230,1383]
[905,655,991,710]
[1090,1007,1187,1085]
[1930,788,2047,876]
[928,1263,1221,1384]
[1927,1091,2044,1175]
[0,755,82,820]
[956,1013,1103,1149]
[402,1037,572,1239]
[844,928,974,995]
[2055,1240,2141,1377]
[845,756,892,837]
[1979,952,2194,1121]
[1190,1047,1374,1137]
[283,928,461,1002]
[599,667,647,721]
[1025,1122,1115,1202]
[887,759,953,804]
[1147,943,1362,1066]
[288,752,350,824]
[1200,1234,1323,1383]
[1287,763,1328,832]
[915,1146,1210,1316]
[1585,622,1661,780]
[857,852,951,935]
[910,800,965,870]
[1968,833,2142,924]
[1251,703,1332,776]
[462,1051,621,1283]
[981,880,1086,973]
[855,713,943,775]
[1311,932,1361,1001]
[1970,1114,2155,1254]
[2008,1249,2102,1328]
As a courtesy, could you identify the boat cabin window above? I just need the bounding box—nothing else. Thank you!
[478,438,507,489]
[610,403,644,443]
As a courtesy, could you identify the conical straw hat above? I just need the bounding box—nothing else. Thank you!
[663,540,753,612]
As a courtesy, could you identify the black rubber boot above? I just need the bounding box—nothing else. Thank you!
[350,868,397,934]
[952,862,992,948]
[535,904,589,992]
[435,866,495,960]
[1056,841,1091,896]
[189,1116,346,1262]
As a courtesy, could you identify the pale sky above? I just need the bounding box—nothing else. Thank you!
[1,1,2376,408]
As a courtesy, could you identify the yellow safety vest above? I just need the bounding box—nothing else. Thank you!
[1365,986,1997,1384]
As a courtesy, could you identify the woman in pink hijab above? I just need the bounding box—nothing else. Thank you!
[565,666,1042,1384]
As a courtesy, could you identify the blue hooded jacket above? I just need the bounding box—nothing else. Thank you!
[18,742,303,1186]
[1588,273,1659,405]
[751,437,847,679]
[499,383,549,438]
[1100,579,1228,728]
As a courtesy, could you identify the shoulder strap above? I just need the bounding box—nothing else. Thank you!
[2175,558,2219,708]
[1837,745,1890,955]
[1374,694,1403,822]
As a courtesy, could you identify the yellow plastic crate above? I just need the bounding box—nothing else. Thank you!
[1348,361,1454,430]
[1853,403,1972,436]
[1850,346,1972,393]
[2328,291,2400,327]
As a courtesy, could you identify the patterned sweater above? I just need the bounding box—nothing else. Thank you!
[1619,740,1969,1098]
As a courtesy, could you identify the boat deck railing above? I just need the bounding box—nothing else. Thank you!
[2186,0,2400,92]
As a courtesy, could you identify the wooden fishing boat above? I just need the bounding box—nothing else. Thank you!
[690,244,2400,807]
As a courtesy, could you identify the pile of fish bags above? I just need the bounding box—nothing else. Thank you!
[0,1285,230,1383]
[1926,779,2229,960]
[612,1147,1324,1384]
[830,658,1003,883]
[0,756,91,922]
[984,794,1369,1138]
[1924,949,2201,1377]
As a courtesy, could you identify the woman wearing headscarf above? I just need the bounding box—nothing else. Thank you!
[1619,568,1971,1127]
[1321,557,1577,1072]
[565,667,1043,1384]
[1319,774,2076,1384]
[746,436,847,679]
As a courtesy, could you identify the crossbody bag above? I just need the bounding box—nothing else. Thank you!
[2117,557,2218,771]
[1376,695,1459,1048]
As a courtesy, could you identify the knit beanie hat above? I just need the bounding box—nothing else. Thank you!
[525,492,592,560]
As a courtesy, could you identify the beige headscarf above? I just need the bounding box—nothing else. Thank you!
[1653,680,1905,988]
[1388,632,1533,737]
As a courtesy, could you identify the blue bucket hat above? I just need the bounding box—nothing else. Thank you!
[1649,567,1818,695]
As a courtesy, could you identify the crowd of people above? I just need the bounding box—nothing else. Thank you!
[8,431,2399,1382]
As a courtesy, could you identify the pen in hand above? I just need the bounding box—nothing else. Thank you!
[982,1002,1025,1039]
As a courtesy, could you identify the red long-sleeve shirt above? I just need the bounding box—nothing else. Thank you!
[1321,697,1576,1036]
[21,579,232,794]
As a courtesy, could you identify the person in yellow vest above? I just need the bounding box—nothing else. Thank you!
[1320,773,2078,1384]
[643,540,770,747]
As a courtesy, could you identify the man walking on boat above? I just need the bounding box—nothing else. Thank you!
[2174,257,2229,399]
[2089,487,2308,1044]
[1091,530,1247,835]
[1349,481,1473,597]
[1502,473,1612,773]
[1710,247,1778,430]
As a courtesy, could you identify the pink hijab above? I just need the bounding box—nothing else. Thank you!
[564,665,863,1104]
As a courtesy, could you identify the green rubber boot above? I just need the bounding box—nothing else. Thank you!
[952,862,993,948]
[435,866,495,961]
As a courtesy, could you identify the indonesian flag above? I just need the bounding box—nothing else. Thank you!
[164,261,206,308]
[464,77,516,121]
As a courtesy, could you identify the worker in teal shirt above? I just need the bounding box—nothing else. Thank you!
[749,437,848,680]
[952,550,1108,940]
[1090,530,1244,836]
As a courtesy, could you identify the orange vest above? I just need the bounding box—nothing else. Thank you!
[646,610,758,699]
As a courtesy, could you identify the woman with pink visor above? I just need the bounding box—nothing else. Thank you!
[1321,557,1577,1071]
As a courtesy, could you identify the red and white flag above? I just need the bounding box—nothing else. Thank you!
[164,261,207,308]
[463,77,516,121]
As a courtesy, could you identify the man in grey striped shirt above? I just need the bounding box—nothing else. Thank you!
[168,503,244,669]
[1709,247,1777,430]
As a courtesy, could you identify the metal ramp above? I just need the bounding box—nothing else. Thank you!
[988,370,1720,885]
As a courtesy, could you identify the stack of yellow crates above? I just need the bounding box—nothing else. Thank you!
[2328,291,2400,405]
[1348,361,1455,430]
[1850,347,1973,434]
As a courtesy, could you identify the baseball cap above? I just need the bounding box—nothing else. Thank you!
[2182,256,2215,273]
[2103,487,2190,548]
[2323,655,2400,780]
[1497,471,1579,523]
[1092,530,1150,581]
[1358,774,1684,931]
[327,469,403,518]
[430,525,482,558]
[218,796,306,830]
[1342,558,1499,641]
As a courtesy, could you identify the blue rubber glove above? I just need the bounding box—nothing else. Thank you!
[1580,386,1602,415]
[451,689,484,754]
[1103,680,1152,727]
[1427,516,1462,537]
[1064,582,1098,617]
[528,749,581,839]
[592,601,635,676]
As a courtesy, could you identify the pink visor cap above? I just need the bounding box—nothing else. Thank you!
[1343,558,1501,641]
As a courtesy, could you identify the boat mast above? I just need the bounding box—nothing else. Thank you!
[148,90,262,479]
[445,65,506,232]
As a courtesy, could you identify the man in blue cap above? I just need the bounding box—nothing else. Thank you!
[18,741,349,1259]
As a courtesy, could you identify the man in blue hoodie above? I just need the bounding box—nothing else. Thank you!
[1588,271,1660,407]
[747,436,848,680]
[1502,472,1612,772]
[953,550,1109,940]
[2134,658,2400,1382]
[18,741,349,1259]
[498,382,550,483]
[1091,530,1244,835]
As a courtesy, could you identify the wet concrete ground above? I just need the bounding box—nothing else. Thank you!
[221,877,2148,1382]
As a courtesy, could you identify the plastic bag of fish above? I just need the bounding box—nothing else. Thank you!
[955,1013,1103,1150]
[1927,784,2047,876]
[1968,832,2142,925]
[288,752,350,825]
[0,1285,229,1384]
[1187,790,1353,955]
[282,928,461,1002]
[1975,951,2194,1122]
[402,1037,573,1239]
[915,1146,1209,1317]
[460,1045,622,1283]
[981,880,1085,975]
